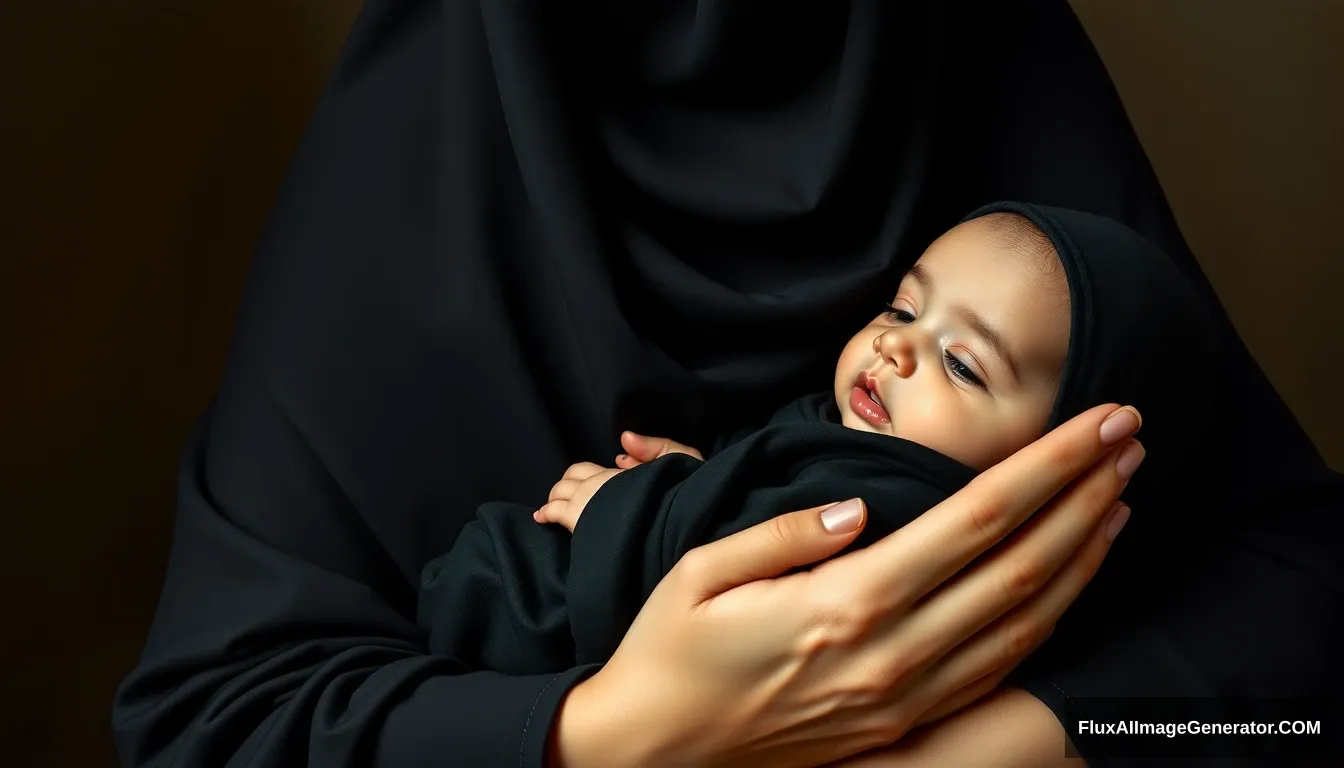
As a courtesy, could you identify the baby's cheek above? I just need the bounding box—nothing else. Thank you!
[898,399,966,458]
[904,403,1010,471]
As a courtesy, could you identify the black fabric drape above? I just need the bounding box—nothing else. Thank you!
[417,393,974,673]
[114,1,1344,767]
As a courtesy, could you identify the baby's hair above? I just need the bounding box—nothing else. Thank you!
[974,212,1068,305]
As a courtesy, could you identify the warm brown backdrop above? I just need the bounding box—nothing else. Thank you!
[2,2,1340,765]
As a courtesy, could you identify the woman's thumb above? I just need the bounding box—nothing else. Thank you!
[680,499,867,600]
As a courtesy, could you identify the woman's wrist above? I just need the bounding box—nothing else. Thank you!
[547,671,655,767]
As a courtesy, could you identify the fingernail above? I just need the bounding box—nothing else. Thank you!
[1115,441,1146,480]
[1099,406,1142,446]
[616,454,628,462]
[821,498,864,534]
[1105,503,1130,542]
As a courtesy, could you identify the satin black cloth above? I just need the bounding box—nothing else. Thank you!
[114,2,1344,766]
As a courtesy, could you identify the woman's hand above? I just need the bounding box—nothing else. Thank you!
[550,403,1144,768]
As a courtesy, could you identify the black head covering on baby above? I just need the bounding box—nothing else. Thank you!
[963,201,1219,513]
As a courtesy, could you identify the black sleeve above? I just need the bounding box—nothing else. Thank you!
[417,502,581,676]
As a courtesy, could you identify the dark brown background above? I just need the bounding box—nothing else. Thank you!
[2,2,1340,765]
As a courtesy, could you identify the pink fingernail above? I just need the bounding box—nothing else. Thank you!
[1105,504,1130,542]
[821,499,864,534]
[1099,406,1142,446]
[1115,442,1146,480]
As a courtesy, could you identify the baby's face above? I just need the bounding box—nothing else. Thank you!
[833,220,1071,471]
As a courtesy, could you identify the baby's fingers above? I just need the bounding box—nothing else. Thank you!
[534,500,579,532]
[548,479,578,503]
[562,462,606,481]
[621,432,704,462]
[550,463,609,502]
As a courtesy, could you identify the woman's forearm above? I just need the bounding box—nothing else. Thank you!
[828,688,1087,768]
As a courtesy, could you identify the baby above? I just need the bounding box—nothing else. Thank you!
[535,208,1073,533]
[417,201,1216,675]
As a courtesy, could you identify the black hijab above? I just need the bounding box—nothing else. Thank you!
[114,3,1344,767]
[965,201,1218,514]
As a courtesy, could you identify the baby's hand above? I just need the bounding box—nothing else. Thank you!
[534,462,623,533]
[613,431,704,469]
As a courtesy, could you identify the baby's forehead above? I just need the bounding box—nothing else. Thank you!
[908,221,1072,371]
[913,219,1066,297]
[966,215,1062,279]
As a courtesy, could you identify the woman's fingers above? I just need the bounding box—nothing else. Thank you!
[903,620,1050,732]
[908,667,1010,731]
[888,437,1141,661]
[907,501,1128,723]
[995,501,1127,649]
[829,404,1141,611]
[676,498,868,604]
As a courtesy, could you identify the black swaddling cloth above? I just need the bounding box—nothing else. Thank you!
[417,201,1217,676]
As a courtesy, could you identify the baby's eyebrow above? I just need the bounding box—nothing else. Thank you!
[954,306,1021,383]
[905,263,933,291]
[905,262,1021,383]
